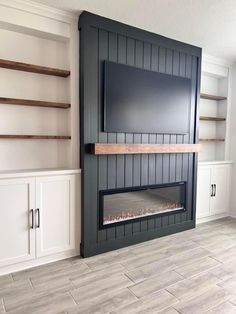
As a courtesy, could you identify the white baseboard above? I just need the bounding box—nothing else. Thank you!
[0,249,80,276]
[196,213,230,224]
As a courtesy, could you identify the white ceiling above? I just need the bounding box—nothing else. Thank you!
[33,0,236,62]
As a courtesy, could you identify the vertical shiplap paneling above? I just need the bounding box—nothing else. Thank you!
[125,133,134,187]
[181,134,189,222]
[115,34,127,238]
[166,48,173,75]
[107,32,118,190]
[97,29,109,243]
[141,134,149,186]
[151,44,159,72]
[177,52,188,223]
[154,133,164,228]
[125,37,135,188]
[149,44,161,229]
[168,134,177,226]
[187,55,198,221]
[147,134,156,230]
[107,131,117,240]
[159,46,170,195]
[155,138,164,183]
[183,53,193,221]
[144,42,155,191]
[140,134,148,232]
[132,132,142,234]
[132,37,142,236]
[170,135,177,182]
[124,134,134,236]
[162,134,170,227]
[163,134,170,183]
[149,134,156,185]
[133,39,143,185]
[176,136,184,182]
[85,26,100,246]
[124,37,136,236]
[173,49,182,186]
[166,49,176,190]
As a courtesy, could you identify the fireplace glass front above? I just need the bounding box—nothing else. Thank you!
[99,182,186,228]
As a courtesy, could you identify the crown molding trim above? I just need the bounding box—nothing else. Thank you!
[0,0,76,23]
[203,53,233,68]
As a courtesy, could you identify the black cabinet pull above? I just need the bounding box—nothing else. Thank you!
[30,209,34,229]
[210,184,214,197]
[36,208,40,228]
[214,184,216,197]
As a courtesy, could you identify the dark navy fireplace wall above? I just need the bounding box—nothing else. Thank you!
[79,11,201,257]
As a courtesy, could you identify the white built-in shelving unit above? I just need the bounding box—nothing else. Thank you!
[0,1,81,275]
[199,56,230,162]
[0,1,79,171]
[196,55,233,223]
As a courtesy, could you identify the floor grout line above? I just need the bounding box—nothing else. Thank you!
[1,298,6,313]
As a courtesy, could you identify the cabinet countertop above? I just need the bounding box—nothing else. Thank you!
[0,168,81,179]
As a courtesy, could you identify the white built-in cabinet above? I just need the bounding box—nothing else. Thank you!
[197,163,232,219]
[0,170,80,274]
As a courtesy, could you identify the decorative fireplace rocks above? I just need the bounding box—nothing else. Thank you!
[100,182,186,228]
[79,11,201,257]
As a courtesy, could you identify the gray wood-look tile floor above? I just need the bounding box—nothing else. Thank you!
[2,217,236,313]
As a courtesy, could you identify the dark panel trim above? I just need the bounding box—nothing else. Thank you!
[79,11,202,58]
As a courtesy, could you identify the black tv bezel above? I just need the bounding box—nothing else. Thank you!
[103,60,191,135]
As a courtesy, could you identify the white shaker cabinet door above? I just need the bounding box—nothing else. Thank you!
[35,175,76,258]
[0,178,35,267]
[211,166,230,214]
[196,167,211,218]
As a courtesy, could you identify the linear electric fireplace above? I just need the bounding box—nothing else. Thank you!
[99,182,186,229]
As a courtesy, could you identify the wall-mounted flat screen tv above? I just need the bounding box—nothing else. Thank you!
[104,61,191,134]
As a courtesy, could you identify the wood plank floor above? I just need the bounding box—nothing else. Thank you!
[1,217,236,313]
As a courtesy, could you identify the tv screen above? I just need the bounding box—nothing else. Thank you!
[104,61,191,134]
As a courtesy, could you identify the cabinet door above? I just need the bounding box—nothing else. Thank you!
[211,166,230,214]
[196,167,212,218]
[36,175,76,258]
[0,178,35,267]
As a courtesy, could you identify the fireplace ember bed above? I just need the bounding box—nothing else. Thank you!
[99,182,186,229]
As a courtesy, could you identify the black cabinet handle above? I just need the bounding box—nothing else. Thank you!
[36,208,40,228]
[210,184,214,197]
[30,209,34,229]
[214,184,216,197]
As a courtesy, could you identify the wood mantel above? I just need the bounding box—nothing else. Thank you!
[90,143,202,155]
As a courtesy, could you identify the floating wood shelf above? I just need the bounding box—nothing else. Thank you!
[200,93,227,101]
[0,97,70,109]
[0,135,71,140]
[199,138,225,142]
[200,116,226,122]
[90,143,202,155]
[0,59,70,77]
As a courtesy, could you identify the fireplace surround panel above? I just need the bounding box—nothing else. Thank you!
[79,12,201,257]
